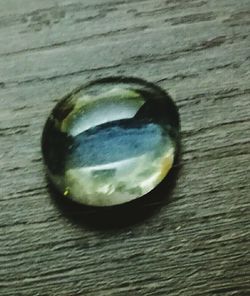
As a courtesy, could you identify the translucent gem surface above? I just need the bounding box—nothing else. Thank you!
[42,77,180,206]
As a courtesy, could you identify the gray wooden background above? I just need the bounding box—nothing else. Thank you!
[0,0,249,295]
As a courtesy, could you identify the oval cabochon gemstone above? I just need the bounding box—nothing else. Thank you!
[42,77,180,206]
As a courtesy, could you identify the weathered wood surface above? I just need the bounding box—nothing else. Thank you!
[0,0,250,295]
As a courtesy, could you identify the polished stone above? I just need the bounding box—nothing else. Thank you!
[42,77,180,206]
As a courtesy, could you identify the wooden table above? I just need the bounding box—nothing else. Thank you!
[1,0,249,295]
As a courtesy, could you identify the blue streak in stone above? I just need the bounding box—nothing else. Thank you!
[68,119,165,167]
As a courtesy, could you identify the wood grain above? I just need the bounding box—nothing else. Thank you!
[0,0,249,295]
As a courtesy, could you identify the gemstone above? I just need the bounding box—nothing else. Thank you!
[42,77,180,206]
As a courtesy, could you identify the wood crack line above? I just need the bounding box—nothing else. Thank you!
[1,33,248,88]
[0,25,149,58]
